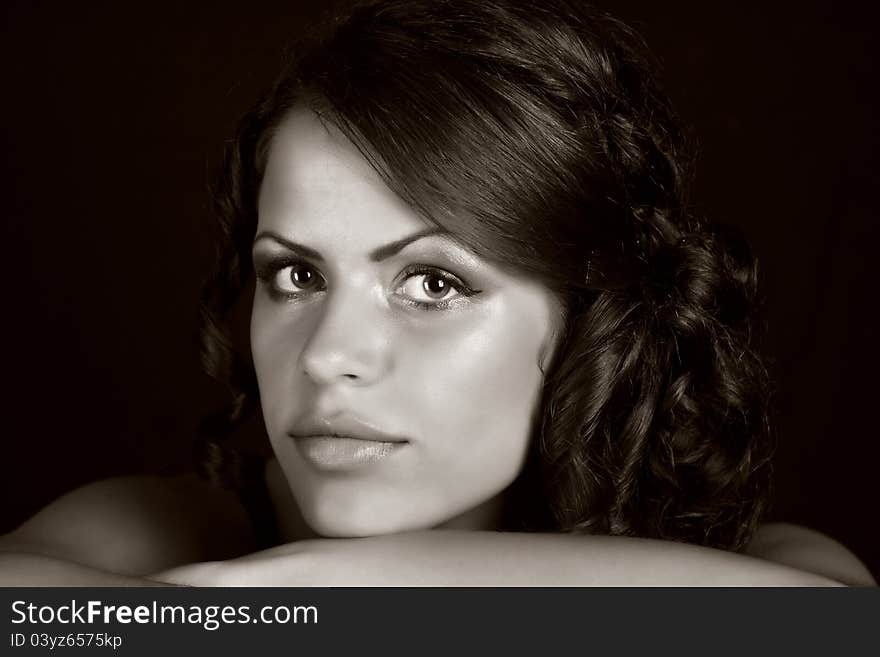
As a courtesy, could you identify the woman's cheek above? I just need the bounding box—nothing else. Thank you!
[250,300,310,434]
[399,299,548,473]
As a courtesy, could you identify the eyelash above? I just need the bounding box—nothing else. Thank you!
[253,257,481,310]
[396,265,480,311]
[254,256,321,301]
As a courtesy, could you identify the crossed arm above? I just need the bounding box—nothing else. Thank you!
[153,527,873,587]
[0,477,874,587]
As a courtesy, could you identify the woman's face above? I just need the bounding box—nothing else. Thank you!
[251,108,561,537]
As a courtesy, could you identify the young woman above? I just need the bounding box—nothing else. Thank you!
[1,0,874,586]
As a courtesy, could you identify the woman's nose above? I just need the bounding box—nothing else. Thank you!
[298,286,392,386]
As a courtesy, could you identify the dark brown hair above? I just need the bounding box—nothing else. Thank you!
[199,0,773,551]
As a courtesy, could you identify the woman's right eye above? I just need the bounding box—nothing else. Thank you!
[260,262,326,297]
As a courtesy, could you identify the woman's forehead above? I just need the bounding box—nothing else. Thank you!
[260,108,385,201]
[257,107,432,243]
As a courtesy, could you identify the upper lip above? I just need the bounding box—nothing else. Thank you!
[287,415,409,443]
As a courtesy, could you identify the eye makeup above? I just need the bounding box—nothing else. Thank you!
[252,229,489,310]
[254,252,327,302]
[392,264,481,311]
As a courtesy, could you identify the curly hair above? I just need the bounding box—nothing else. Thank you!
[197,0,773,551]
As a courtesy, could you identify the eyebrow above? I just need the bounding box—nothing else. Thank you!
[252,227,449,262]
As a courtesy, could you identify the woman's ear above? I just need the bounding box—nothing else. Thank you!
[538,302,568,375]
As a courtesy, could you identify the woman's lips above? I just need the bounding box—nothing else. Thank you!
[292,435,408,471]
[287,414,409,471]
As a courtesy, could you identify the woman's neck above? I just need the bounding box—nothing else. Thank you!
[435,494,505,532]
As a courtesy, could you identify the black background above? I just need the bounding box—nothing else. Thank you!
[2,1,878,579]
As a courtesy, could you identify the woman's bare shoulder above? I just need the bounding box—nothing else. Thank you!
[0,474,257,577]
[747,522,876,586]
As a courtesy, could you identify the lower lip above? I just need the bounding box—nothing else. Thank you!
[292,435,407,471]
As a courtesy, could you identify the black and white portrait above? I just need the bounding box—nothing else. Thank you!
[1,0,876,586]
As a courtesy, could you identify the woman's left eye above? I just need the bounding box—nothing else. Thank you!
[394,268,477,307]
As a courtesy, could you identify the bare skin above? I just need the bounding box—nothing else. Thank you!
[0,463,874,587]
[251,109,564,539]
[3,113,874,588]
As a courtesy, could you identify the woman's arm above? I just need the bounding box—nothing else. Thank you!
[745,523,876,586]
[0,553,168,586]
[154,529,866,587]
[7,475,870,587]
[0,475,256,586]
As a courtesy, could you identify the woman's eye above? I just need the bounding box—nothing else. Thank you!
[402,273,456,300]
[271,263,324,295]
[396,269,470,305]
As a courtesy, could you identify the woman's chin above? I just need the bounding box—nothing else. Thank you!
[302,513,434,539]
[296,496,436,538]
[294,490,505,538]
